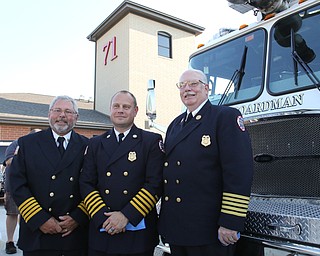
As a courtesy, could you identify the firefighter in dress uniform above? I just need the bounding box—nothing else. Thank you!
[79,90,165,256]
[10,96,89,256]
[158,69,254,256]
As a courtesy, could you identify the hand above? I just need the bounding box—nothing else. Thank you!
[39,217,62,234]
[58,215,79,237]
[102,211,128,235]
[218,226,239,246]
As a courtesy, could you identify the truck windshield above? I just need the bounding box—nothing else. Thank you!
[189,29,265,106]
[269,3,320,94]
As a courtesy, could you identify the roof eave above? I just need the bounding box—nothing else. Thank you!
[87,0,204,42]
[0,116,111,130]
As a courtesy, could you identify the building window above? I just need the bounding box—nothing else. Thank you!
[158,32,172,58]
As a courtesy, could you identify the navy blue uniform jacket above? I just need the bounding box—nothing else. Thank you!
[79,125,164,254]
[10,129,89,252]
[158,101,253,246]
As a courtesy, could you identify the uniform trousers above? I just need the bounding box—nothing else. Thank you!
[88,248,154,256]
[169,243,236,256]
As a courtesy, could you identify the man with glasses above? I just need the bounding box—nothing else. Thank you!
[10,95,89,256]
[158,69,253,256]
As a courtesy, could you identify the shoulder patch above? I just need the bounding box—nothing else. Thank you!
[14,146,19,155]
[237,116,246,132]
[159,140,165,153]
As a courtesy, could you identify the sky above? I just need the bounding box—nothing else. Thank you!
[0,0,257,100]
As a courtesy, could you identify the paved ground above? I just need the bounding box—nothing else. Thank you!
[0,204,22,256]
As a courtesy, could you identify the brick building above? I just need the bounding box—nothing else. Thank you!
[0,93,111,163]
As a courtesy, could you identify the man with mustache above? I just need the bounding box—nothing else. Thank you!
[158,69,253,256]
[10,95,89,256]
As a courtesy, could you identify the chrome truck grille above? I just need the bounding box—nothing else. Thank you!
[246,114,320,198]
[245,197,320,245]
[244,114,320,245]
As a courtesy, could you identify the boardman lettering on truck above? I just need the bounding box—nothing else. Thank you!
[238,93,304,116]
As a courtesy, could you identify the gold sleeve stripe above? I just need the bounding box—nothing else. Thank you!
[23,202,39,218]
[18,197,43,223]
[141,188,157,204]
[221,209,247,217]
[221,192,250,218]
[223,192,250,201]
[84,190,103,205]
[87,197,101,212]
[139,189,157,208]
[79,201,87,208]
[19,200,38,216]
[90,203,105,218]
[130,199,147,217]
[222,193,250,207]
[77,201,89,217]
[19,197,35,209]
[223,196,249,204]
[83,191,106,217]
[222,204,248,213]
[24,206,42,222]
[84,191,99,205]
[136,194,153,211]
[222,200,249,209]
[132,197,148,215]
[129,188,158,216]
[23,204,40,220]
[84,191,103,210]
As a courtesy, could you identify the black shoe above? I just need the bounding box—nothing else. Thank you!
[5,242,17,254]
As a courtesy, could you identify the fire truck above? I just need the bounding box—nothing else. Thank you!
[148,0,320,255]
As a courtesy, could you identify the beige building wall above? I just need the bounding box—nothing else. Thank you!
[95,19,130,115]
[95,13,200,134]
[128,14,197,132]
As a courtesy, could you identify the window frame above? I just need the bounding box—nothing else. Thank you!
[158,31,172,58]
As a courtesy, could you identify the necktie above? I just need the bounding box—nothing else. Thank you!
[57,137,65,156]
[185,113,193,123]
[183,113,193,127]
[118,133,124,144]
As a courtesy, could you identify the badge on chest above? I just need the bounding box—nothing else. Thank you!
[128,151,137,162]
[201,135,211,147]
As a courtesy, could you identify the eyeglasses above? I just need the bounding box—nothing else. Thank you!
[176,80,206,89]
[50,108,77,116]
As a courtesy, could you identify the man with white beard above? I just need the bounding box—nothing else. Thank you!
[10,95,89,256]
